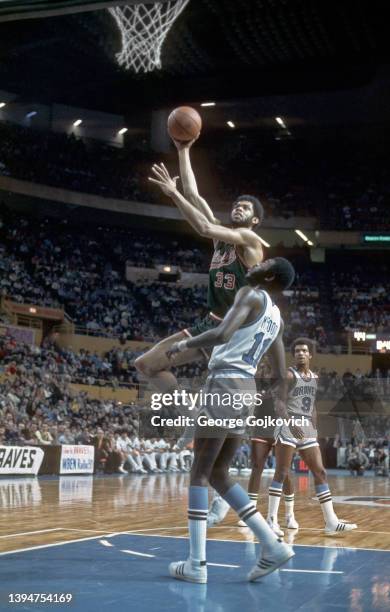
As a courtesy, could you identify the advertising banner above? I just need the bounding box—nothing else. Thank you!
[0,446,44,475]
[60,445,95,474]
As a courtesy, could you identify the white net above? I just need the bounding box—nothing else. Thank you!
[108,0,190,73]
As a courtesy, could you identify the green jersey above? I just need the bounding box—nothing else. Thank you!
[207,241,248,317]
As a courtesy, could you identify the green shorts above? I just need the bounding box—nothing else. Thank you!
[183,313,222,359]
[184,312,222,338]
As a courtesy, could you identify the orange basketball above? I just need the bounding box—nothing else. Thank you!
[167,106,202,142]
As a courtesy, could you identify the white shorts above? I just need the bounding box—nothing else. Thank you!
[275,424,319,450]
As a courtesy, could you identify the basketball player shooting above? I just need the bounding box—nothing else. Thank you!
[135,117,265,398]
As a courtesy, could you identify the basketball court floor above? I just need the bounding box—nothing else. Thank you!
[1,471,389,611]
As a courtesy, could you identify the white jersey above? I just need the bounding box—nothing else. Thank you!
[208,290,281,376]
[287,367,318,418]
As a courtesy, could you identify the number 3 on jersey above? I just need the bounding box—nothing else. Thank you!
[214,272,236,290]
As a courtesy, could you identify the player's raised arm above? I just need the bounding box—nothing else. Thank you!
[166,286,258,356]
[149,162,220,237]
[149,163,263,254]
[174,140,220,224]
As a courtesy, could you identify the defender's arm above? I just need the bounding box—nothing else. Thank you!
[167,287,259,355]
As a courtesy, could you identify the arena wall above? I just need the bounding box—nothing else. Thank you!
[69,383,138,403]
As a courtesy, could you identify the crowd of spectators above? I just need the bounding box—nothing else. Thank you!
[330,265,390,335]
[214,133,390,231]
[1,120,390,230]
[2,207,389,348]
[0,335,138,387]
[0,209,210,340]
[0,334,194,474]
[335,439,389,477]
[1,329,389,478]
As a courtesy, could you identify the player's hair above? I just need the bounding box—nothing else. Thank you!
[291,337,316,356]
[248,257,295,291]
[266,257,295,291]
[233,195,264,226]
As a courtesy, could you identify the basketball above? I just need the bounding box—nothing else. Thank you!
[167,106,202,142]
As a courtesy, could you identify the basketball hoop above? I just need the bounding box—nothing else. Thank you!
[108,0,190,73]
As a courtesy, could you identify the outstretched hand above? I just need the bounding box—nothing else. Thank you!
[148,163,179,196]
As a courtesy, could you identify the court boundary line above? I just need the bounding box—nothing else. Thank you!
[0,533,114,556]
[58,525,390,537]
[1,528,389,556]
[0,528,63,540]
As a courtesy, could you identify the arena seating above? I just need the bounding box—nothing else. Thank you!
[1,121,389,230]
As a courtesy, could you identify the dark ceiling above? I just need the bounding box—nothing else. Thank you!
[0,0,389,116]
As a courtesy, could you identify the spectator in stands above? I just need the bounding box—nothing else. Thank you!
[35,422,54,445]
[0,424,6,445]
[348,444,369,476]
[373,447,389,476]
[57,426,74,445]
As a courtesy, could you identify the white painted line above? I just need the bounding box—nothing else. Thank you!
[61,528,110,533]
[0,528,63,539]
[0,533,113,556]
[287,527,390,536]
[208,562,240,568]
[292,543,390,553]
[1,529,389,557]
[59,525,390,538]
[120,549,155,558]
[281,569,344,574]
[99,540,114,547]
[123,532,390,553]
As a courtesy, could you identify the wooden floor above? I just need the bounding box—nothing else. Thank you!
[1,471,390,555]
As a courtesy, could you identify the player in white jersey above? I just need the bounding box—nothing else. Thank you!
[267,337,357,535]
[165,257,296,584]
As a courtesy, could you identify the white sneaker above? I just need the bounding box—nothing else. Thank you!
[248,540,294,581]
[237,519,248,527]
[118,466,127,474]
[285,514,299,529]
[169,559,207,584]
[207,513,219,527]
[207,494,230,527]
[324,521,357,535]
[266,517,284,537]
